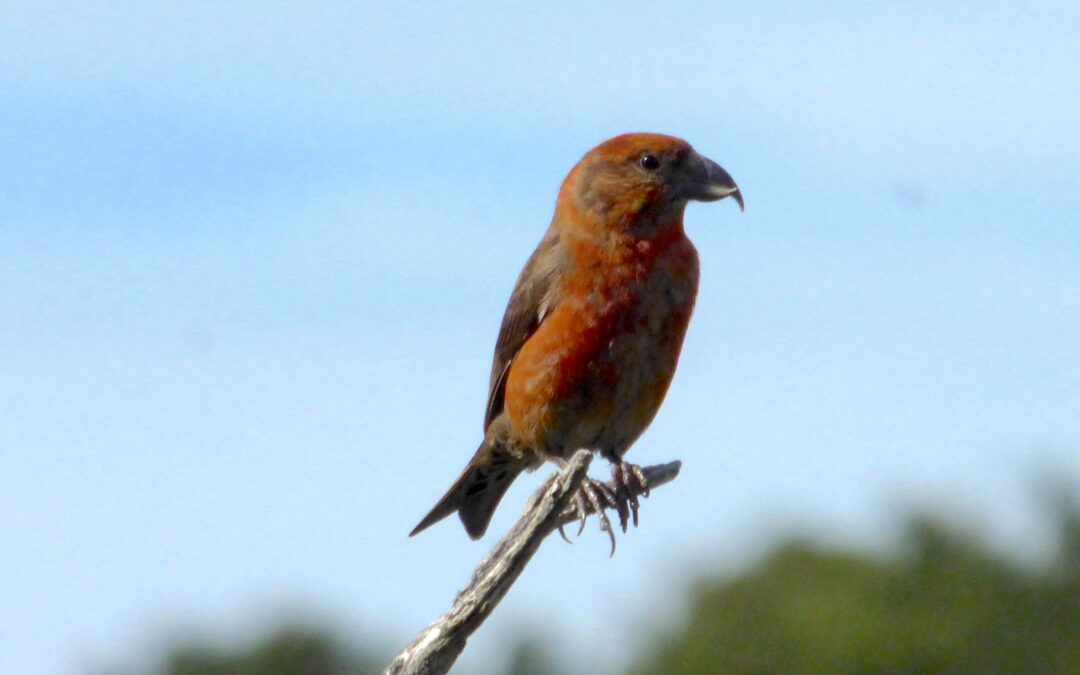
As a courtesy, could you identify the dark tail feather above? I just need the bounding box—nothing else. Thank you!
[409,441,526,539]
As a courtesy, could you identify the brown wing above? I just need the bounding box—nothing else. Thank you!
[484,229,563,430]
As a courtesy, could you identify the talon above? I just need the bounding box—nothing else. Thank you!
[610,461,649,529]
[583,481,608,525]
[613,489,630,532]
[593,502,617,556]
[593,480,626,531]
[558,524,573,544]
[572,476,624,553]
[574,493,588,535]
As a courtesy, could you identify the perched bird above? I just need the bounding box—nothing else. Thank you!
[410,133,742,541]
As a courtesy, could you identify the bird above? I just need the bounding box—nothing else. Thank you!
[410,132,742,543]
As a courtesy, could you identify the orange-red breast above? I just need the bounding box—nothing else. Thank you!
[410,133,742,539]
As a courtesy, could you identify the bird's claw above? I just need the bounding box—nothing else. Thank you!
[563,477,618,554]
[612,462,650,529]
[557,524,573,544]
[563,463,652,555]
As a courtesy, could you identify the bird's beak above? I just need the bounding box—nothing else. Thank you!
[687,152,744,211]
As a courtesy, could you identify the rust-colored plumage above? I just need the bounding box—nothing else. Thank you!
[411,133,742,539]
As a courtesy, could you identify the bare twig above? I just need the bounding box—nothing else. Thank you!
[384,450,681,675]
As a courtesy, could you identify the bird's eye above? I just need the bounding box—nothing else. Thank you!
[639,154,660,171]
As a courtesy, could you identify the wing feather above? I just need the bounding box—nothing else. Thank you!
[483,230,562,430]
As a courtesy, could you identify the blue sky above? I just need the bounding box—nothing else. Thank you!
[2,1,1078,673]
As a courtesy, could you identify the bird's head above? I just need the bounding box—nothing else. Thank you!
[560,133,743,229]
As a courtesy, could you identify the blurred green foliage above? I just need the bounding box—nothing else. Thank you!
[631,492,1080,674]
[122,488,1080,675]
[155,626,381,675]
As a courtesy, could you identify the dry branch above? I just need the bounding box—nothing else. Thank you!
[384,450,681,675]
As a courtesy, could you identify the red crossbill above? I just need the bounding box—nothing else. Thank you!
[410,133,742,540]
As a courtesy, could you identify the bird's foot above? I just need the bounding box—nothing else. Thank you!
[611,461,650,531]
[570,476,620,555]
[560,463,650,555]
